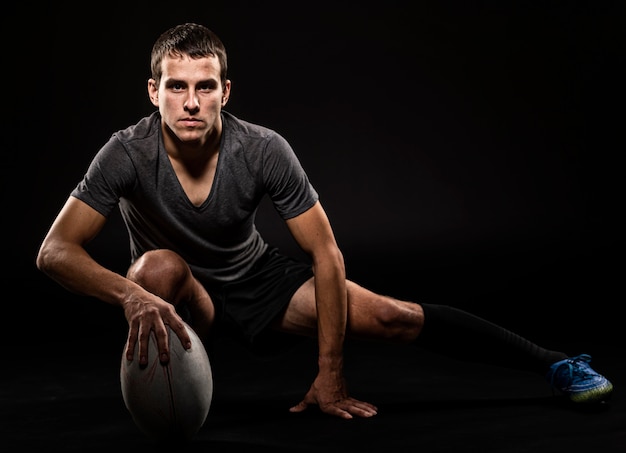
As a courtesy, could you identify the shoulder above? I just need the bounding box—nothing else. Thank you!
[221,111,297,174]
[97,112,161,166]
[91,112,161,174]
[222,111,288,147]
[111,111,161,147]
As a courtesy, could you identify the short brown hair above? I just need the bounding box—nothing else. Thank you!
[150,23,228,87]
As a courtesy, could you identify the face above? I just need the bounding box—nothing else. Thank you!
[148,54,230,148]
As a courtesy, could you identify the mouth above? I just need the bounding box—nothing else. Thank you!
[179,118,202,127]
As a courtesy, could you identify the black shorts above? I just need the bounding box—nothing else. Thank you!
[204,247,313,345]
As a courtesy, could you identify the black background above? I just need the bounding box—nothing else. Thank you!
[4,1,626,451]
[10,0,624,348]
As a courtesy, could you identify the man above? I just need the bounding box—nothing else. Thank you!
[36,23,613,420]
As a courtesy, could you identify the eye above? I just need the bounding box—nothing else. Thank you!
[165,80,186,92]
[198,80,219,92]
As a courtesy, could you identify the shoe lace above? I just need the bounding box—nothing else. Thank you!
[550,354,593,389]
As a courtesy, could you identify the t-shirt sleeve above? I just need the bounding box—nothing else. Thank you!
[71,136,136,218]
[262,133,319,219]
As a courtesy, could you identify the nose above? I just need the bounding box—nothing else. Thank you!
[184,90,200,112]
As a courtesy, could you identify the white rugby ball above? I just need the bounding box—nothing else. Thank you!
[120,322,213,443]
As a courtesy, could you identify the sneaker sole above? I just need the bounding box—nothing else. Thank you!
[569,381,614,403]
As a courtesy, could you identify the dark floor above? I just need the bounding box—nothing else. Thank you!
[4,243,625,452]
[3,334,624,453]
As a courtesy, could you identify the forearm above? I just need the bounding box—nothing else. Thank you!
[312,248,348,372]
[36,239,138,308]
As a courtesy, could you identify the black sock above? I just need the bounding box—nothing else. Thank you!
[417,303,567,375]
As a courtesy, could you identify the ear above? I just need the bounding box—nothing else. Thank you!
[221,79,232,106]
[147,78,159,106]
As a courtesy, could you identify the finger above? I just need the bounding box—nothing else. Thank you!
[137,323,153,366]
[320,403,354,420]
[324,398,377,419]
[348,398,378,414]
[289,400,309,413]
[153,322,171,364]
[291,398,354,419]
[169,319,192,350]
[346,402,377,418]
[125,323,139,361]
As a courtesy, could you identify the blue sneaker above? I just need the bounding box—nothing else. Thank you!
[546,354,613,403]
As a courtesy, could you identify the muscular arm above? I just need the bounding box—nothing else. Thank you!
[286,201,377,418]
[286,201,348,372]
[36,196,190,363]
[37,197,136,303]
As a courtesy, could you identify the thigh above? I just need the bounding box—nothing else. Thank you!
[273,278,423,343]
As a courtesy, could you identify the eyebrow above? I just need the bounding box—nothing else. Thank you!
[164,77,218,86]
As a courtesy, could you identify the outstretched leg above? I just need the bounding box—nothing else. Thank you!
[277,278,613,402]
[278,279,564,373]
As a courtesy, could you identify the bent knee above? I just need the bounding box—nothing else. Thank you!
[127,249,191,292]
[357,298,424,343]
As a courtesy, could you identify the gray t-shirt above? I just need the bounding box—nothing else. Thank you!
[71,111,319,284]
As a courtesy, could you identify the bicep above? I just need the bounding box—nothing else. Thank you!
[44,196,108,246]
[285,201,339,256]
